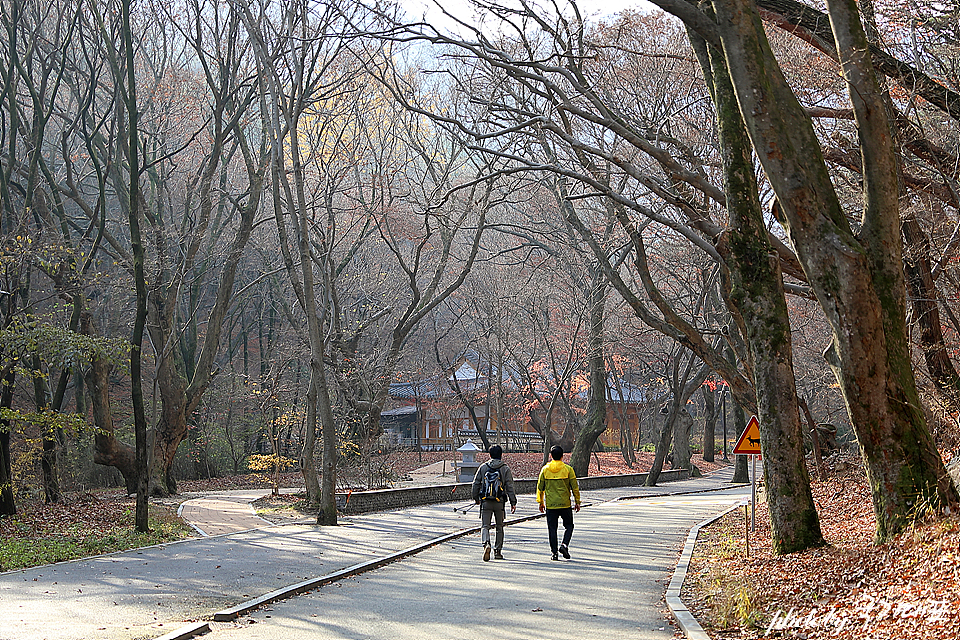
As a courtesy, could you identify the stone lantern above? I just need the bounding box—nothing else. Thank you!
[456,440,482,483]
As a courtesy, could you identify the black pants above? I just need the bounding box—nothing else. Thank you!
[545,507,574,553]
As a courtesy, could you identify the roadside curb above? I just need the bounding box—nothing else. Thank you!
[666,499,748,640]
[154,621,209,640]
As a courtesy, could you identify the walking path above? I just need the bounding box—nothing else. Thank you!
[177,460,461,537]
[177,491,277,537]
[202,490,747,640]
[0,466,744,640]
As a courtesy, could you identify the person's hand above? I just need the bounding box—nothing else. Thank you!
[538,503,545,513]
[475,500,480,505]
[511,504,516,514]
[574,503,581,513]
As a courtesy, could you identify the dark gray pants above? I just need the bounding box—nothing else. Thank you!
[480,501,506,550]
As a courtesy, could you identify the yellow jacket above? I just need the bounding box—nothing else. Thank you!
[536,460,581,509]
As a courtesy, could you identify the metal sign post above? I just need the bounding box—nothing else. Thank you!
[744,503,750,557]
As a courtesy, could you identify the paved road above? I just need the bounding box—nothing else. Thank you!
[201,491,747,640]
[0,467,745,640]
[177,491,276,537]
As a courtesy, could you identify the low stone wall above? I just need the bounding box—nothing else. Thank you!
[335,468,690,515]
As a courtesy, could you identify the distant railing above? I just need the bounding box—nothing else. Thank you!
[386,430,544,452]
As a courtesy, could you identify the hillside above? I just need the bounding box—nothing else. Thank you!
[681,453,960,639]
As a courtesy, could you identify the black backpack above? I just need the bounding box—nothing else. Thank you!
[481,466,505,502]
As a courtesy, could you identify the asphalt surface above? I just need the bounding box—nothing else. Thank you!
[0,465,746,640]
[177,491,276,537]
[201,491,748,640]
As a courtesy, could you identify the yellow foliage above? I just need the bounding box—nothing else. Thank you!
[247,454,297,473]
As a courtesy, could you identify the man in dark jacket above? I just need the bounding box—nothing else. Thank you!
[471,445,517,561]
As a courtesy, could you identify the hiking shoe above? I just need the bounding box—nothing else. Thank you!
[483,544,491,562]
[494,551,503,560]
[559,545,570,559]
[551,553,559,561]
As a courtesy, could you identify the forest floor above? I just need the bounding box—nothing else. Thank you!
[682,451,960,639]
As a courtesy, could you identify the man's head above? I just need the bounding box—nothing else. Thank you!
[550,445,564,460]
[488,445,503,459]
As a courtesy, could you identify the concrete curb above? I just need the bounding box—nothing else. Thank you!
[153,621,210,640]
[665,499,748,640]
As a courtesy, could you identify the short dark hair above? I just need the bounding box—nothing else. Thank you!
[550,445,564,460]
[488,445,503,459]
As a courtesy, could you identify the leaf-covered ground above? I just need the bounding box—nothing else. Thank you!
[682,453,960,639]
[0,493,191,572]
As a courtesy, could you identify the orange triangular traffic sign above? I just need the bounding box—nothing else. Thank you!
[733,415,762,455]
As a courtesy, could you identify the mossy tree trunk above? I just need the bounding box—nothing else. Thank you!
[706,0,958,540]
[693,24,824,553]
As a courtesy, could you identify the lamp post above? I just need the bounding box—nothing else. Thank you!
[721,388,728,461]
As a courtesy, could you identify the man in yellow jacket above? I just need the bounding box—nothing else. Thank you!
[536,445,581,560]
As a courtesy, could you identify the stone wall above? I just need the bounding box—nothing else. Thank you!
[336,468,690,515]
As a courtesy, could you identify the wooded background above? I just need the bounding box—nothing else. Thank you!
[0,0,957,543]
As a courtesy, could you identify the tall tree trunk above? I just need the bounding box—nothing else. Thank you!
[621,419,636,466]
[606,359,638,467]
[33,355,61,504]
[83,312,137,493]
[122,0,149,532]
[710,0,957,540]
[570,275,607,477]
[902,215,960,402]
[646,407,675,486]
[302,360,321,508]
[696,27,823,553]
[799,396,826,481]
[316,360,338,525]
[143,133,264,497]
[147,350,188,496]
[648,354,713,486]
[673,408,698,476]
[0,370,16,515]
